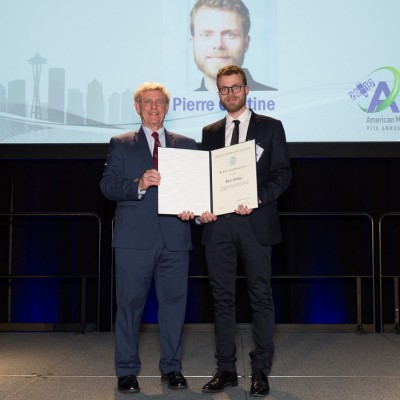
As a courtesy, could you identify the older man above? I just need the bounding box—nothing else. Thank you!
[100,82,197,393]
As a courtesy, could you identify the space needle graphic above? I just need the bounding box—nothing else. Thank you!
[29,51,46,119]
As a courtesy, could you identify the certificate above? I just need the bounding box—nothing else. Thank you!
[158,140,258,216]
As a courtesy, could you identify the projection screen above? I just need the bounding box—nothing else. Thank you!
[1,0,399,157]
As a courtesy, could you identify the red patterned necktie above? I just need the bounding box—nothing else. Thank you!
[152,132,161,169]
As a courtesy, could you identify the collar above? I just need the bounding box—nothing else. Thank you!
[142,125,165,139]
[226,107,251,125]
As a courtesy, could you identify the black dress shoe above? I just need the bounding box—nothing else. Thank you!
[161,371,188,390]
[250,370,270,397]
[202,368,238,393]
[117,375,140,393]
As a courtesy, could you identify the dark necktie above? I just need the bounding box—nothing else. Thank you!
[152,132,161,169]
[230,120,240,145]
[225,120,240,219]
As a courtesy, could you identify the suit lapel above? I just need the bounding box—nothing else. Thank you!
[135,127,154,168]
[214,119,226,148]
[245,111,258,142]
[165,130,176,148]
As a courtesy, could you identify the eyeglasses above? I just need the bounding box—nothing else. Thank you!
[217,85,246,95]
[138,99,168,108]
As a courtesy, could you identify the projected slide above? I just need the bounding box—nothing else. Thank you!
[0,0,399,144]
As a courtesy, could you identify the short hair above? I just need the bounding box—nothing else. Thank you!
[216,65,248,87]
[133,82,170,103]
[190,0,250,37]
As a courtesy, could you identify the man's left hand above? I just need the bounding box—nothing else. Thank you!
[235,204,253,215]
[178,211,195,221]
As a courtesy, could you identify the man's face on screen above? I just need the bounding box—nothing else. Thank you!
[191,7,249,80]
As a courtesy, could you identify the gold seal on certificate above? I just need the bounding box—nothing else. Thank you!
[158,140,258,216]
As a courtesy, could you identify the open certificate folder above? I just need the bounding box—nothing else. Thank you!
[158,140,258,216]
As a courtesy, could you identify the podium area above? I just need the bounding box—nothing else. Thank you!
[1,327,399,399]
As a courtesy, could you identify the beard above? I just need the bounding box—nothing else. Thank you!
[220,95,247,113]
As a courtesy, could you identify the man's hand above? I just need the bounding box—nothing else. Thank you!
[178,211,195,221]
[139,169,161,191]
[235,204,253,215]
[198,211,217,224]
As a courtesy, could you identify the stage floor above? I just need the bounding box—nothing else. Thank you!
[1,327,399,399]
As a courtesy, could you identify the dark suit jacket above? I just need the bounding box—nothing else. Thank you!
[201,110,291,246]
[100,128,197,251]
[195,68,277,91]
